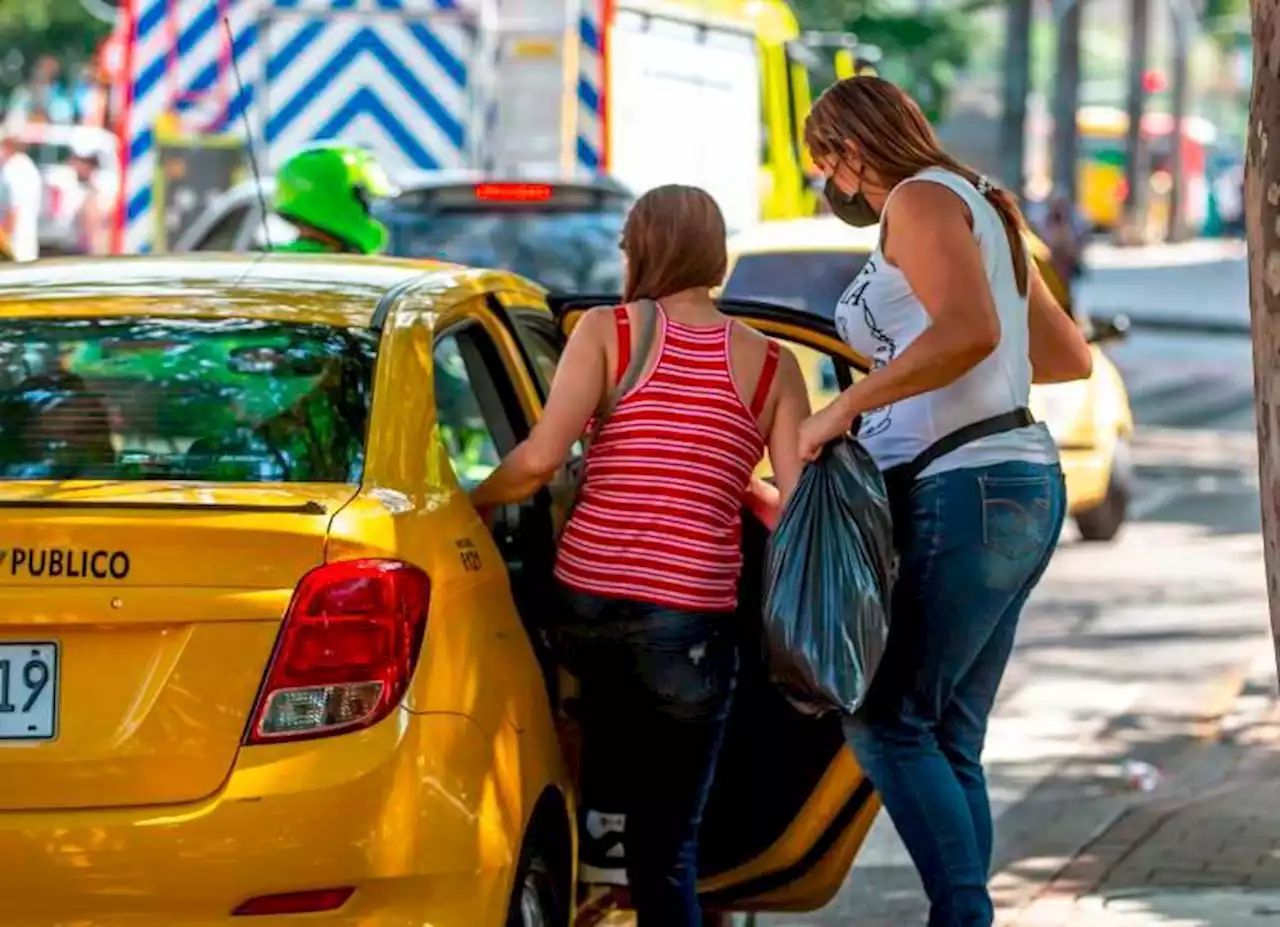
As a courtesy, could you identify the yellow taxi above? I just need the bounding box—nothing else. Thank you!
[722,217,1136,542]
[0,253,887,926]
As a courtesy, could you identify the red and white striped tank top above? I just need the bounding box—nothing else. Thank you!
[555,304,780,613]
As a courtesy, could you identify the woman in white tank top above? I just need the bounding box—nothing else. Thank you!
[800,77,1094,927]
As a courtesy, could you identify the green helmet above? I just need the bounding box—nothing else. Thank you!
[273,142,397,254]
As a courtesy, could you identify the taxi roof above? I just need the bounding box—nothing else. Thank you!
[728,217,882,256]
[0,253,547,327]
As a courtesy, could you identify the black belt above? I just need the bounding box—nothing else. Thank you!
[880,407,1036,497]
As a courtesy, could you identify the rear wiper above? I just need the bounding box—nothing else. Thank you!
[0,498,327,515]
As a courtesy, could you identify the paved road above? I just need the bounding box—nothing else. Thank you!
[755,243,1272,926]
[1084,241,1255,434]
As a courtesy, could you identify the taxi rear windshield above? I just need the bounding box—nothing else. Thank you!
[375,184,628,293]
[0,318,377,483]
[721,251,871,319]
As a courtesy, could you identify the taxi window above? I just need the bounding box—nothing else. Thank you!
[0,318,376,482]
[375,184,629,293]
[722,251,870,319]
[509,311,562,398]
[433,329,509,488]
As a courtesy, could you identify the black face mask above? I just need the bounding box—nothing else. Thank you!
[824,178,879,227]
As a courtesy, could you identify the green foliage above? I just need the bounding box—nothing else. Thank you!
[1201,0,1248,49]
[790,0,989,122]
[0,0,111,90]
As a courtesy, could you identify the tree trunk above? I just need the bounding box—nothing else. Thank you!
[1120,0,1151,244]
[1247,0,1280,681]
[1000,0,1033,201]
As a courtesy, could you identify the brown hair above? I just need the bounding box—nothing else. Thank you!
[621,185,727,303]
[804,76,1029,296]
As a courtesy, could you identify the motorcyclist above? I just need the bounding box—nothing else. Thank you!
[269,142,397,254]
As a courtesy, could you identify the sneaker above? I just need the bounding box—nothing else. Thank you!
[579,809,628,885]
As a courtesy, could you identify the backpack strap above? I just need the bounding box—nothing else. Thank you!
[586,299,659,450]
[613,305,631,386]
[749,339,781,417]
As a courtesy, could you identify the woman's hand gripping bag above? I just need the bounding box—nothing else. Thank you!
[762,437,895,716]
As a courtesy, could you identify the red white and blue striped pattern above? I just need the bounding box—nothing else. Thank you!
[115,0,476,255]
[576,0,605,174]
[556,306,777,612]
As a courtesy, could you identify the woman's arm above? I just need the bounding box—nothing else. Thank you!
[766,348,811,504]
[1028,262,1093,383]
[799,182,1001,460]
[468,309,611,509]
[744,349,809,527]
[744,476,781,530]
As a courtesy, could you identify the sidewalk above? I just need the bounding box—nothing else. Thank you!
[1083,238,1247,271]
[1007,650,1280,926]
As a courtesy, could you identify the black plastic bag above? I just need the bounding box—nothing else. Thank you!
[762,436,895,717]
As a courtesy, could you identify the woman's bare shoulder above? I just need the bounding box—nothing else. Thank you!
[729,317,773,347]
[887,178,972,224]
[572,304,623,340]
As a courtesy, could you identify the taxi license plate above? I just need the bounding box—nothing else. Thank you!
[0,643,58,741]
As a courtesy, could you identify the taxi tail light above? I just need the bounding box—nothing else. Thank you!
[244,559,430,745]
[232,887,355,916]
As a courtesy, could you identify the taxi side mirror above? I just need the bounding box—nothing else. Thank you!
[1088,313,1130,345]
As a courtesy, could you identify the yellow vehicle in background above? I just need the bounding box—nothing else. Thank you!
[747,10,878,222]
[749,0,813,221]
[1076,105,1217,235]
[723,217,1136,542]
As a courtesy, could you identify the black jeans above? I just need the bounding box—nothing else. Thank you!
[557,584,738,927]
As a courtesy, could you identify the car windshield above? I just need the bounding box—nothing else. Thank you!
[374,188,627,292]
[721,251,871,320]
[0,317,377,483]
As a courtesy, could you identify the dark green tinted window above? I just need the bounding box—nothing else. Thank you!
[0,317,377,483]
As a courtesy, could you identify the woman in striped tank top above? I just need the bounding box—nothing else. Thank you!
[470,185,811,925]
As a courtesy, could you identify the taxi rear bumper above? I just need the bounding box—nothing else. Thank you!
[0,712,514,927]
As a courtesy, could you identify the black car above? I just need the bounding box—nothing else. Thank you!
[172,170,630,293]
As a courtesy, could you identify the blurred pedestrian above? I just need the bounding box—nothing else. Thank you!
[1213,163,1245,238]
[469,184,811,926]
[8,56,73,126]
[0,131,43,262]
[1041,191,1088,298]
[73,63,110,129]
[800,76,1094,927]
[68,143,108,254]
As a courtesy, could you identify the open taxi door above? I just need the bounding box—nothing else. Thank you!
[549,294,880,917]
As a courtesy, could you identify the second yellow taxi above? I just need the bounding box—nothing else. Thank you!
[722,217,1136,542]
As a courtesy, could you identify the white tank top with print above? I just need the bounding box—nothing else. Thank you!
[833,167,1058,476]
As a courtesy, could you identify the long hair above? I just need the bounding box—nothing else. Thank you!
[621,185,727,303]
[804,77,1030,296]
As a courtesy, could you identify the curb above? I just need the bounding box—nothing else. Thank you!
[1000,653,1264,926]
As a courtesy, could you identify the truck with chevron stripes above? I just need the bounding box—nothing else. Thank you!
[110,0,830,254]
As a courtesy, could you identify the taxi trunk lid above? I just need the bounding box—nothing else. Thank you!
[0,310,378,810]
[0,483,356,811]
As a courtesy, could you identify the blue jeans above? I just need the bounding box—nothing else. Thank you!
[845,461,1066,927]
[556,586,738,927]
